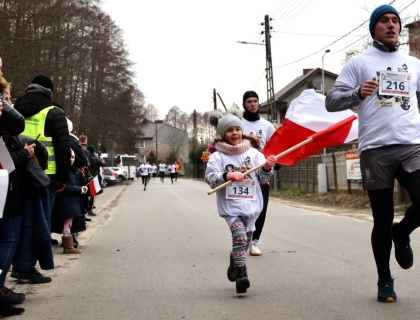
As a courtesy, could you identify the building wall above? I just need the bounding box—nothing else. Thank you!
[136,124,189,164]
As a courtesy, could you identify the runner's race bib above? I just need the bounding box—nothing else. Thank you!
[379,70,411,97]
[226,178,256,200]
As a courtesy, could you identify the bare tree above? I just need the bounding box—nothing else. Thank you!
[145,104,160,121]
[165,105,182,128]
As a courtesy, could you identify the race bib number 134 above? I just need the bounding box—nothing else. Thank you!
[226,179,256,200]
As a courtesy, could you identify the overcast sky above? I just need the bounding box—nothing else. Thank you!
[101,0,420,119]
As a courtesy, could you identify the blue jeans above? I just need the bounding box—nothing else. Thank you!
[0,215,22,287]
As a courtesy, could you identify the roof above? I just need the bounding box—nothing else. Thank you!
[260,68,338,108]
[405,19,420,28]
[140,122,165,139]
[139,119,188,139]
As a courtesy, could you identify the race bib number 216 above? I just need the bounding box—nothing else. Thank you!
[379,70,411,97]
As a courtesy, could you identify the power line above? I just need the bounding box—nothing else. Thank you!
[274,0,398,68]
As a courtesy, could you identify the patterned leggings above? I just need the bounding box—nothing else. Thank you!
[230,217,252,267]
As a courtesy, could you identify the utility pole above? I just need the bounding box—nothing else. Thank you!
[264,14,276,124]
[213,89,217,110]
[193,110,197,178]
[155,121,158,162]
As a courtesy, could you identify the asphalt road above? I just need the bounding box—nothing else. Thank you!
[7,177,420,320]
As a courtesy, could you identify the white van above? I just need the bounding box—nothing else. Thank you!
[101,153,138,181]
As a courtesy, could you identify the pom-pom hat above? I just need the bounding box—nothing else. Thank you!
[208,108,244,138]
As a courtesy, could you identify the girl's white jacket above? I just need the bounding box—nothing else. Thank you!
[205,147,272,232]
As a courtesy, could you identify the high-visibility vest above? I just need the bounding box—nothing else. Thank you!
[21,106,62,175]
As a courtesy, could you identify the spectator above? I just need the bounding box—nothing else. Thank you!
[13,74,70,283]
[86,145,105,215]
[0,75,27,317]
[55,149,87,254]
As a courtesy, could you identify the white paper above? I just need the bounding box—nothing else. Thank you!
[0,137,15,173]
[0,170,9,218]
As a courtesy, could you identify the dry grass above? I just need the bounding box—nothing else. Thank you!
[270,188,408,214]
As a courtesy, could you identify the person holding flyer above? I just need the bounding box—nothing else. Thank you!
[325,4,420,302]
[205,110,276,294]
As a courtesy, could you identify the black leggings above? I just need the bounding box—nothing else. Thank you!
[252,184,270,240]
[368,169,420,279]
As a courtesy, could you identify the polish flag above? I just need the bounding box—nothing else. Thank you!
[0,137,15,173]
[88,175,102,197]
[264,89,358,165]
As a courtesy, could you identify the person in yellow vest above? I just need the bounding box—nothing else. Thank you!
[12,74,71,284]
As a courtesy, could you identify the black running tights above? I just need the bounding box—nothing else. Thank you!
[368,170,420,279]
[252,184,270,241]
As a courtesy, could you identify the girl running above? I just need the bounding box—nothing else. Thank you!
[205,110,276,294]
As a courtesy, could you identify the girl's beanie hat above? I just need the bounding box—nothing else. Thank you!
[208,108,243,138]
[369,5,401,38]
[216,114,243,138]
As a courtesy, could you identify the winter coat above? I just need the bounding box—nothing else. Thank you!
[0,94,25,135]
[2,136,30,217]
[54,166,85,221]
[13,191,54,272]
[14,84,70,184]
[90,156,106,176]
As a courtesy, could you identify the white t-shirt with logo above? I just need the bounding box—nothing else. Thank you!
[337,46,420,153]
[242,118,276,150]
[158,163,166,172]
[139,164,150,176]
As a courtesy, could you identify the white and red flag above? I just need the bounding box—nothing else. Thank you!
[0,137,15,173]
[88,175,102,197]
[264,89,358,165]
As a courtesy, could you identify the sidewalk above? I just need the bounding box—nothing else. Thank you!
[5,182,129,294]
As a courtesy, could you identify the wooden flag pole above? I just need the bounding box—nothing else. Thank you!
[207,137,314,195]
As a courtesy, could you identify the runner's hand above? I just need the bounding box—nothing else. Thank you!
[360,77,378,99]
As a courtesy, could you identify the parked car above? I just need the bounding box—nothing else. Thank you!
[111,167,128,182]
[103,168,119,186]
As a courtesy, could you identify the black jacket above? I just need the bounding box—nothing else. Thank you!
[3,136,30,217]
[0,94,25,135]
[14,84,71,184]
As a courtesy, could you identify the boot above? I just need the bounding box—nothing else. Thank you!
[227,252,235,282]
[0,301,25,316]
[62,236,82,254]
[234,266,250,294]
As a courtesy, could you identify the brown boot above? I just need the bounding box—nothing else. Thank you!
[62,236,81,254]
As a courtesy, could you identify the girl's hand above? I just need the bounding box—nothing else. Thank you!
[81,186,88,194]
[264,155,277,170]
[227,172,244,182]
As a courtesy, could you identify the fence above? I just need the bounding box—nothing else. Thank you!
[184,150,410,201]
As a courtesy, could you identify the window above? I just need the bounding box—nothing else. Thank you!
[313,82,322,92]
[138,141,146,148]
[139,155,146,162]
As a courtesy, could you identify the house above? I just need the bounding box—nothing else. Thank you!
[405,19,420,59]
[135,119,189,168]
[259,68,338,124]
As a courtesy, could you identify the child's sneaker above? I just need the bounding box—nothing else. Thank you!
[249,240,262,256]
[377,277,397,302]
[391,222,413,269]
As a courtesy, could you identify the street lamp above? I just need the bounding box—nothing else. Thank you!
[322,49,331,95]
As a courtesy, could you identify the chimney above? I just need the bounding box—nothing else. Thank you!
[303,69,313,75]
